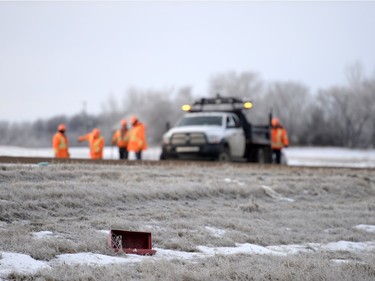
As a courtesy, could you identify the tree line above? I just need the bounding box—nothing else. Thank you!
[1,65,374,148]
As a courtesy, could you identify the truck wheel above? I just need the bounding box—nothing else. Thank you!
[264,147,272,163]
[160,152,167,160]
[257,148,265,164]
[257,147,272,163]
[217,147,231,162]
[246,148,257,163]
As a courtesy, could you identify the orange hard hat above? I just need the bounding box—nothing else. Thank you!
[121,119,127,126]
[130,116,137,125]
[272,118,279,126]
[92,128,100,137]
[58,124,66,131]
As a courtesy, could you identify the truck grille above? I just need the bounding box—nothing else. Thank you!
[171,133,206,145]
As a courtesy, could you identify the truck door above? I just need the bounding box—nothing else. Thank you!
[226,115,246,157]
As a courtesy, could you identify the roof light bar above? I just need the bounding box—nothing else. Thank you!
[181,104,191,111]
[243,101,253,109]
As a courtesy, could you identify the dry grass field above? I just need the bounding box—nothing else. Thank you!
[0,160,375,280]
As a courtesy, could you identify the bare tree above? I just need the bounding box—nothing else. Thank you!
[362,78,375,147]
[2,65,374,149]
[208,71,269,124]
[311,72,375,148]
[118,86,194,144]
[209,71,263,99]
[264,81,312,144]
[346,67,375,147]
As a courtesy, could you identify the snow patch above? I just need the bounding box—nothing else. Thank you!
[53,252,144,266]
[205,226,226,238]
[322,241,375,252]
[224,178,245,186]
[154,248,206,260]
[198,243,286,256]
[2,240,375,278]
[331,259,352,264]
[261,185,294,202]
[143,224,165,231]
[0,252,50,277]
[269,241,375,254]
[97,229,110,235]
[267,243,319,255]
[354,224,375,233]
[32,231,56,239]
[331,259,366,265]
[284,147,375,168]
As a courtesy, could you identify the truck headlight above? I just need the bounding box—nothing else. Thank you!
[207,135,221,144]
[162,135,170,145]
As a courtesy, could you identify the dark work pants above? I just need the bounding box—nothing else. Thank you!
[119,147,128,160]
[272,149,282,164]
[135,151,142,160]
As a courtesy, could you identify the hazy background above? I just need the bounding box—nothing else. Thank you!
[0,1,375,148]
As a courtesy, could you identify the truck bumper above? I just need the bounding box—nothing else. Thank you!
[161,144,221,160]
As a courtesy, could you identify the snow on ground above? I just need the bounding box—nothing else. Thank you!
[0,145,161,161]
[0,252,51,277]
[283,147,375,168]
[32,231,56,239]
[205,226,226,238]
[197,243,286,256]
[0,145,375,168]
[260,185,295,202]
[2,230,375,278]
[354,224,375,233]
[223,178,245,186]
[53,252,145,266]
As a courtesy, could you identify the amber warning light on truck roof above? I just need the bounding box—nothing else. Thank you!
[182,104,191,111]
[243,101,253,109]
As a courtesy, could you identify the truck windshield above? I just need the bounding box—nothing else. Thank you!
[177,116,222,127]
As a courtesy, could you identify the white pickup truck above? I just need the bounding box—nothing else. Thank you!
[160,96,272,162]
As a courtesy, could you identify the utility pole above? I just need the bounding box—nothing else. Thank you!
[82,101,88,131]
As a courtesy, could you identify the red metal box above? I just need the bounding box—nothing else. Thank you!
[108,229,156,255]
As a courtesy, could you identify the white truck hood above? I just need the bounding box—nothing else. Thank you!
[164,125,223,138]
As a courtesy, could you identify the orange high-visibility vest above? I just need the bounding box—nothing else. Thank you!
[127,123,147,152]
[271,126,289,150]
[112,129,129,148]
[52,132,69,158]
[90,136,104,159]
[78,133,105,159]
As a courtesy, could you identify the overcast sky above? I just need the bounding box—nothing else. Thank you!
[1,1,375,123]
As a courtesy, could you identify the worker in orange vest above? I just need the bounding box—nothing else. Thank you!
[271,117,289,164]
[52,123,70,158]
[127,116,147,160]
[112,119,130,160]
[78,128,105,160]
